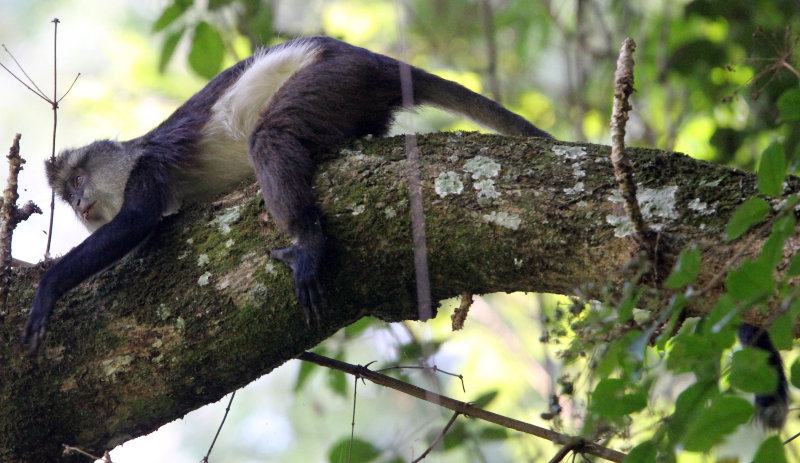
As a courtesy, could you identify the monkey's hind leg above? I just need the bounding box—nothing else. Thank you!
[248,126,325,321]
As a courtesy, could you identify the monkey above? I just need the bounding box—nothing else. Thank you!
[738,323,789,429]
[21,36,551,354]
[20,36,789,430]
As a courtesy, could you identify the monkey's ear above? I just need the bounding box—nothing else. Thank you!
[44,155,66,189]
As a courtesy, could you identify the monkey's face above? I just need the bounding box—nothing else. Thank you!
[46,140,137,232]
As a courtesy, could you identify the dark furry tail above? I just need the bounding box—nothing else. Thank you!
[738,322,789,429]
[410,67,553,138]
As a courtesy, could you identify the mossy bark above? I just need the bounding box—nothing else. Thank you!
[0,132,793,461]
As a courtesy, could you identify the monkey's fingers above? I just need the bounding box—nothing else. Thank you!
[21,317,46,356]
[295,277,325,323]
[271,243,326,323]
[270,247,297,268]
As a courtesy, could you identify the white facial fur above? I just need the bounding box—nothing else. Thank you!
[47,140,138,232]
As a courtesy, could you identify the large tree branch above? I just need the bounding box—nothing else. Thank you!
[0,132,793,461]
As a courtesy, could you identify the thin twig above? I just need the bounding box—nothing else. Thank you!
[45,18,61,258]
[1,45,49,100]
[298,352,627,463]
[57,71,81,103]
[548,442,578,463]
[411,411,460,462]
[394,1,432,321]
[451,292,472,330]
[784,429,800,444]
[0,61,50,103]
[200,391,236,462]
[480,0,501,102]
[609,38,656,263]
[0,20,78,259]
[376,364,466,393]
[62,445,113,462]
[348,374,358,463]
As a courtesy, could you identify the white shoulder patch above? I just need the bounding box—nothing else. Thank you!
[210,40,321,141]
[189,40,322,201]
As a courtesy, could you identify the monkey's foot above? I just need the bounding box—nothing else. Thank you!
[270,244,325,322]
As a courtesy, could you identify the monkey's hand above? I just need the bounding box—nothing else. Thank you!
[21,288,55,356]
[270,242,325,322]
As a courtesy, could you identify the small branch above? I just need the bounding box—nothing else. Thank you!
[480,0,501,102]
[62,445,113,462]
[0,134,42,309]
[609,38,655,261]
[451,291,473,330]
[348,374,360,463]
[376,364,466,393]
[411,411,460,462]
[1,20,79,259]
[0,45,49,101]
[57,71,81,104]
[548,441,581,463]
[298,352,627,463]
[200,391,236,463]
[46,18,61,258]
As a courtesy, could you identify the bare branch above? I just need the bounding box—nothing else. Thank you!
[298,352,627,463]
[0,134,42,309]
[200,391,236,463]
[411,411,460,462]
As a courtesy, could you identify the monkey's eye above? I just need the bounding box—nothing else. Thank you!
[73,176,83,188]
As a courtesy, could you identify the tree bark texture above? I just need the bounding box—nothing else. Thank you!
[0,132,794,461]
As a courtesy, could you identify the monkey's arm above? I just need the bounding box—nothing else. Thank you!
[22,157,171,354]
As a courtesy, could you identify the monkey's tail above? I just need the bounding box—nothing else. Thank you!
[410,67,553,139]
[738,322,789,429]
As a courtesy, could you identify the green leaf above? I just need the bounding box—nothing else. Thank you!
[188,22,225,79]
[788,253,800,276]
[682,396,753,452]
[243,3,274,46]
[729,348,778,394]
[590,378,647,417]
[769,312,796,350]
[327,369,348,397]
[478,426,509,441]
[760,233,786,270]
[667,380,717,445]
[471,390,498,409]
[725,197,770,242]
[153,1,190,32]
[667,332,719,378]
[442,422,468,450]
[759,214,795,269]
[327,437,380,463]
[757,142,786,196]
[344,317,374,338]
[753,435,788,463]
[294,359,316,392]
[726,258,775,300]
[158,28,184,73]
[791,358,800,389]
[625,441,658,463]
[664,246,701,288]
[208,0,233,10]
[778,88,800,122]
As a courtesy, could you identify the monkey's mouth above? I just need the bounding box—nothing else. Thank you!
[81,201,98,221]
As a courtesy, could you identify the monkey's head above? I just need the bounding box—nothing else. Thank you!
[46,139,138,232]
